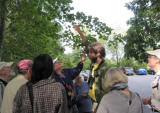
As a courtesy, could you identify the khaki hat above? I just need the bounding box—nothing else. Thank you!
[0,62,14,70]
[147,49,160,59]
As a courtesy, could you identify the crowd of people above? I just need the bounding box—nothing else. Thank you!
[0,25,159,113]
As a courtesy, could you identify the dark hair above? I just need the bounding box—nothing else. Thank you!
[17,67,28,74]
[31,54,53,84]
[88,42,106,58]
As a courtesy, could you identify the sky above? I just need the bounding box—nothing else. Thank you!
[71,0,134,30]
[65,0,134,54]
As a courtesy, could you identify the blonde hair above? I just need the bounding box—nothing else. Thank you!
[105,67,128,88]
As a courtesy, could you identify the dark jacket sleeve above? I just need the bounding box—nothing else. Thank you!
[63,62,83,80]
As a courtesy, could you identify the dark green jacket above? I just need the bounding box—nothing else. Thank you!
[88,60,110,104]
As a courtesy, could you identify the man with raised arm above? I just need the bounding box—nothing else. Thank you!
[52,55,86,113]
[73,25,109,113]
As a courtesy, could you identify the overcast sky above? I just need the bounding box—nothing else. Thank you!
[65,0,134,54]
[71,0,134,30]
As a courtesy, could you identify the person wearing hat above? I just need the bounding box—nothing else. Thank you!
[0,62,14,111]
[1,60,33,113]
[0,62,14,86]
[73,74,92,113]
[52,55,86,113]
[13,54,68,113]
[142,49,160,112]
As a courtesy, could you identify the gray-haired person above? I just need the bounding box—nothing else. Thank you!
[97,68,143,113]
[0,62,14,111]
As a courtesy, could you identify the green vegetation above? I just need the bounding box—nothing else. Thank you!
[0,0,159,70]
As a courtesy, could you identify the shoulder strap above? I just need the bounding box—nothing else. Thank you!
[128,91,143,113]
[0,79,7,86]
[129,91,132,105]
[127,91,132,113]
[26,81,34,112]
[135,93,143,113]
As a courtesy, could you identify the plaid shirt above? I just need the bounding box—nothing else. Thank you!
[13,79,68,113]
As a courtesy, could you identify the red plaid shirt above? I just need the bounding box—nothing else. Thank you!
[13,79,68,113]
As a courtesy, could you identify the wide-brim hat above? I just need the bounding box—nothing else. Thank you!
[147,49,160,59]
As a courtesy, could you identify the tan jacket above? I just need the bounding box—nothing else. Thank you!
[151,71,160,112]
[1,74,28,113]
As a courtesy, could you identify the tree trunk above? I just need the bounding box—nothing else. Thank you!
[0,0,7,61]
[116,49,119,66]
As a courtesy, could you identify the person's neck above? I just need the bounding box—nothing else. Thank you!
[120,90,130,96]
[153,65,160,73]
[24,74,30,81]
[56,69,65,78]
[96,57,103,64]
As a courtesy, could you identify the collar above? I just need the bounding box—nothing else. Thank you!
[17,74,28,79]
[155,70,160,76]
[0,77,7,86]
[0,77,7,82]
[90,59,105,71]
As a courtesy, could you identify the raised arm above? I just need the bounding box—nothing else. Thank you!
[73,25,87,43]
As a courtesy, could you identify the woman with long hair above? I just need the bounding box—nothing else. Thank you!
[13,54,68,113]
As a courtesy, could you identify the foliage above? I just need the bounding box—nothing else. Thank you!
[124,0,160,62]
[61,49,91,70]
[0,0,112,63]
[106,57,148,72]
[107,33,124,65]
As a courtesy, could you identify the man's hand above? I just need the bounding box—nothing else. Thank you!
[73,25,81,33]
[142,97,151,105]
[81,54,87,63]
[93,109,97,113]
[73,25,87,42]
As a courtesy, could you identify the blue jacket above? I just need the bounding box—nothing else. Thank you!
[52,62,83,109]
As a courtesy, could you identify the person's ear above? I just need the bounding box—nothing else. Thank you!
[27,68,32,74]
[26,68,32,80]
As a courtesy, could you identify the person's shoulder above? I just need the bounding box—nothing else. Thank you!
[16,83,27,94]
[5,75,19,86]
[101,60,108,67]
[39,79,64,89]
[100,92,114,103]
[129,91,141,99]
[98,60,108,74]
[0,81,3,85]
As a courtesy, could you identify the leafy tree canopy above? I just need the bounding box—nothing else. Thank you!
[124,0,160,62]
[0,0,112,63]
